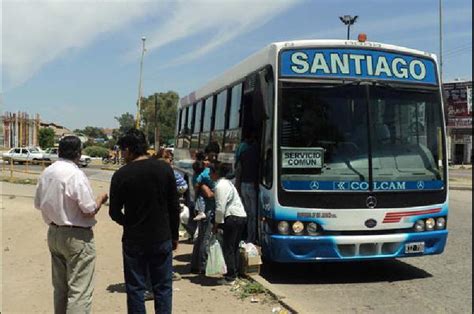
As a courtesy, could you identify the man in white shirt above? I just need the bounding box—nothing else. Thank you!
[208,162,247,285]
[35,136,108,314]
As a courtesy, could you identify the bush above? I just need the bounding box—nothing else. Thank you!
[83,146,109,158]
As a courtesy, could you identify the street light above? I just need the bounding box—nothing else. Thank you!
[339,15,358,40]
[136,36,146,129]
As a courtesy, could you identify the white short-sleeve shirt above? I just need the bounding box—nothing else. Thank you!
[34,159,97,227]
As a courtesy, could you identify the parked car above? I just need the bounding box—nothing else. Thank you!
[43,147,91,167]
[2,147,45,164]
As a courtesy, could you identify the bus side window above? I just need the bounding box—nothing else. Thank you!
[229,83,243,129]
[187,107,193,134]
[203,96,213,132]
[213,90,228,153]
[222,83,243,154]
[177,109,183,134]
[215,90,227,130]
[190,103,196,134]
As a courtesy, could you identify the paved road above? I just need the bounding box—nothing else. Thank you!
[2,163,114,182]
[259,189,472,313]
[449,168,472,179]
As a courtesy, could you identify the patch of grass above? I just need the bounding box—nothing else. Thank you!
[1,176,38,185]
[232,278,268,300]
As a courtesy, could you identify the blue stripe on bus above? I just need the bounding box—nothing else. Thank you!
[281,180,445,191]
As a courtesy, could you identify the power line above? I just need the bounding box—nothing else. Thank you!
[444,42,472,55]
[444,45,472,57]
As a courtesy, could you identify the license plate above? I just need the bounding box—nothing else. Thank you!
[405,242,425,254]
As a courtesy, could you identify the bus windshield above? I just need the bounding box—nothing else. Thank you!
[279,82,445,192]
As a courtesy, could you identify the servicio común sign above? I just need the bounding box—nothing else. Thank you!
[281,147,324,169]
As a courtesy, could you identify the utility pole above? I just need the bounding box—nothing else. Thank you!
[154,93,160,151]
[136,36,146,129]
[339,15,358,40]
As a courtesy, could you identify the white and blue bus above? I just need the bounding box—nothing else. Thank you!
[175,37,448,262]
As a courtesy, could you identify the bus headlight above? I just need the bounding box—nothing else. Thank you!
[306,222,319,235]
[425,218,435,231]
[277,221,289,235]
[436,217,446,230]
[292,221,305,234]
[414,220,425,232]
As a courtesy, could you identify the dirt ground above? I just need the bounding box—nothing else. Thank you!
[0,180,281,313]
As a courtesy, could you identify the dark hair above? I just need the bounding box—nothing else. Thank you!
[117,129,148,157]
[217,162,231,178]
[192,160,205,175]
[58,136,82,160]
[195,150,206,161]
[208,160,229,178]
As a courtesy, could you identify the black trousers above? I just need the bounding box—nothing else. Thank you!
[222,215,247,281]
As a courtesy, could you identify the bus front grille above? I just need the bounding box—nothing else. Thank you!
[337,242,402,257]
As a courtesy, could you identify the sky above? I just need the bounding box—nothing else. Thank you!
[1,0,472,130]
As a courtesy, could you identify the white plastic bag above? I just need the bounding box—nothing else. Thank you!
[180,204,190,226]
[205,235,227,277]
[240,242,259,257]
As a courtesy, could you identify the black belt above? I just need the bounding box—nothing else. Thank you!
[50,222,91,230]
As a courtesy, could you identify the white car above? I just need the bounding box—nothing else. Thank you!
[43,147,91,167]
[2,147,45,164]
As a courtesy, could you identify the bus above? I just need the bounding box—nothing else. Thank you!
[174,36,448,263]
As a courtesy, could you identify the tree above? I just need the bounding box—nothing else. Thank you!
[73,126,106,140]
[140,91,178,146]
[114,112,136,138]
[38,128,55,149]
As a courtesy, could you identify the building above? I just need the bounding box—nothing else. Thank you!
[102,128,115,140]
[443,80,472,164]
[1,112,41,148]
[40,122,72,143]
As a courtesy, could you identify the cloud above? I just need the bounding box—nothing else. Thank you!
[128,0,302,68]
[2,0,157,90]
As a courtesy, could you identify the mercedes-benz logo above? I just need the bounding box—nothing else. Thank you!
[310,181,320,190]
[366,196,377,208]
[417,181,425,190]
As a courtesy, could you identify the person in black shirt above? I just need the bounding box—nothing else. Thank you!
[109,129,178,314]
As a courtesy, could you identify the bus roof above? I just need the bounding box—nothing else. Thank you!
[179,39,438,108]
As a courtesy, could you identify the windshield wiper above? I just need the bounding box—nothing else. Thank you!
[342,158,366,181]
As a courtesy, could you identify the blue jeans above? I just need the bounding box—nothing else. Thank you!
[241,182,257,243]
[123,239,173,314]
[190,212,213,272]
[190,199,215,272]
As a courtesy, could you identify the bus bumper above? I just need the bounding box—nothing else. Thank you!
[264,231,448,263]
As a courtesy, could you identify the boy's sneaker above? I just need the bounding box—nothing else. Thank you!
[193,212,206,221]
[217,278,236,286]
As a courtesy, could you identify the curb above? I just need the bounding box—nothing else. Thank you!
[100,167,120,171]
[449,185,472,191]
[245,273,304,314]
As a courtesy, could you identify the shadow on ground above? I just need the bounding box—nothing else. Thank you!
[260,259,432,285]
[173,253,192,263]
[106,283,126,293]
